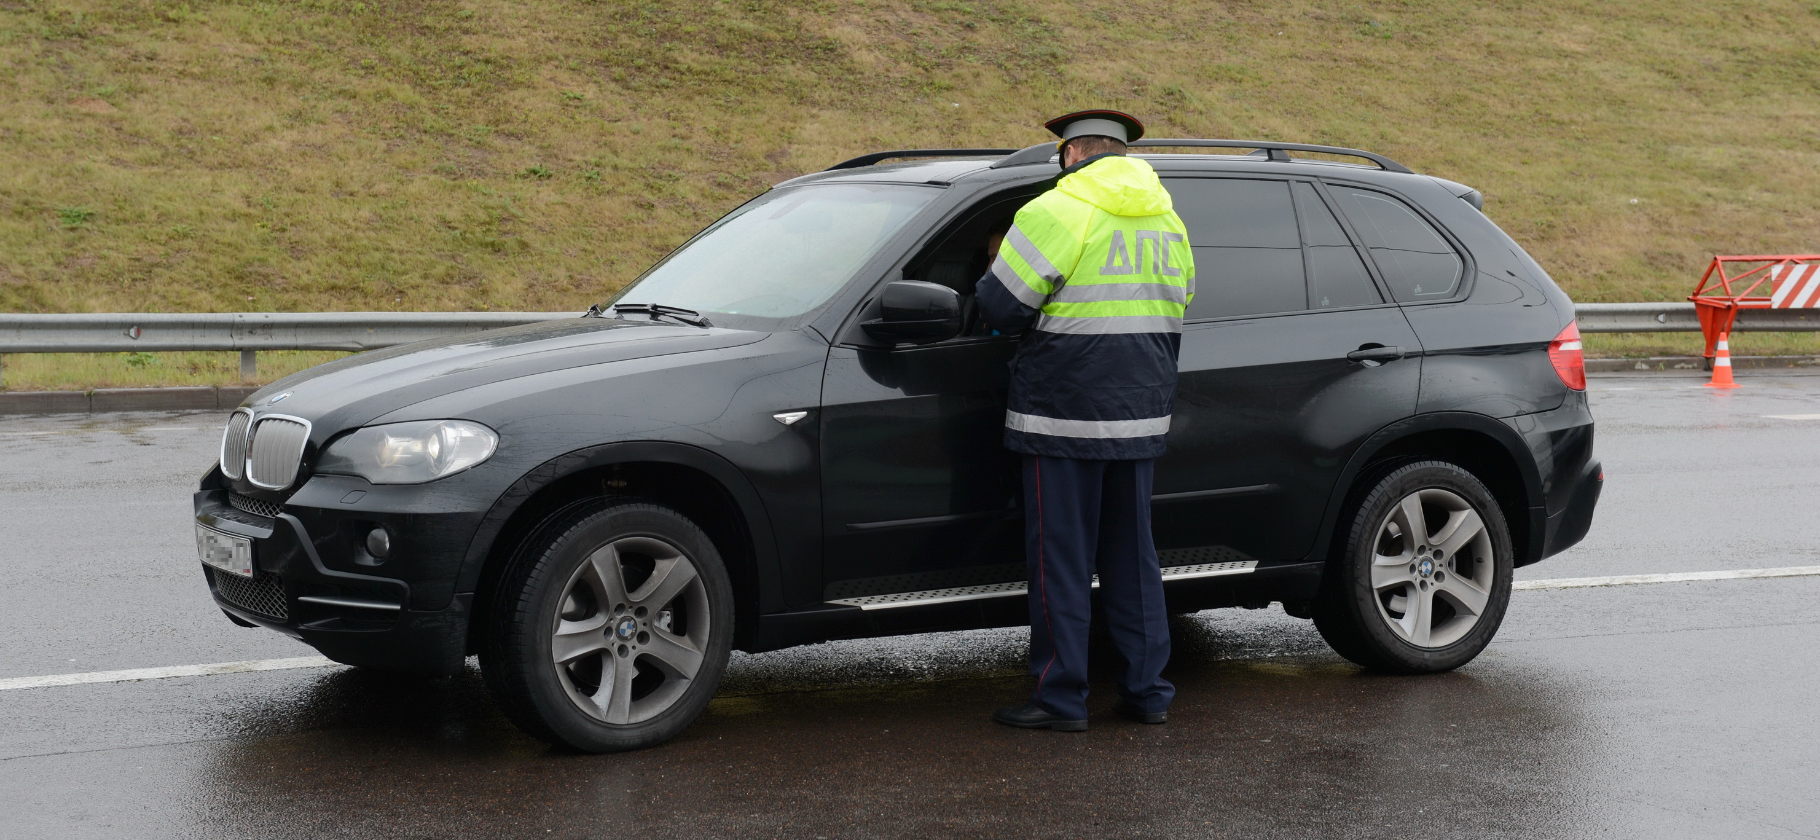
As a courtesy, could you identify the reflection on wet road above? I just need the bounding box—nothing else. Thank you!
[2,372,1818,838]
[4,580,1816,839]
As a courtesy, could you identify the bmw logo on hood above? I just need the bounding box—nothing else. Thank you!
[268,392,291,405]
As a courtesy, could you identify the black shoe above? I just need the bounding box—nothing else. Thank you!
[992,704,1088,732]
[1112,700,1167,725]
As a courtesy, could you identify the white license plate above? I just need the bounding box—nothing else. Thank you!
[196,524,255,578]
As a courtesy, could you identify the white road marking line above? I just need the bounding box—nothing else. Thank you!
[0,656,337,691]
[4,566,1819,693]
[1515,565,1820,590]
[1589,385,1713,392]
[1764,414,1820,420]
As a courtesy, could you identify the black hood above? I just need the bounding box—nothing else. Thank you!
[240,318,769,440]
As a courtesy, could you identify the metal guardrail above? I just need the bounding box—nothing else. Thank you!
[1,304,1816,385]
[0,312,576,383]
[1574,302,1820,333]
[0,312,576,354]
[5,304,1819,352]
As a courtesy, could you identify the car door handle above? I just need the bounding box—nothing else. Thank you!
[1347,345,1405,365]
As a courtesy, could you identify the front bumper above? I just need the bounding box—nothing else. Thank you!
[194,475,488,675]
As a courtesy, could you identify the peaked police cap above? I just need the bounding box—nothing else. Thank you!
[1044,109,1146,144]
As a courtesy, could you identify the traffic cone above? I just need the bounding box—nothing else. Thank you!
[1705,332,1738,389]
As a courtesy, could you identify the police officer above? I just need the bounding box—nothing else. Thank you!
[977,110,1194,731]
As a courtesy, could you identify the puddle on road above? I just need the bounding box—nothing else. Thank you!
[149,623,1598,840]
[24,594,1781,839]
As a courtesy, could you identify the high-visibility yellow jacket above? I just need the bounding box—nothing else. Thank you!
[977,154,1195,459]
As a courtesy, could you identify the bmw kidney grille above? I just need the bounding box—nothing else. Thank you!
[219,410,252,480]
[247,417,310,489]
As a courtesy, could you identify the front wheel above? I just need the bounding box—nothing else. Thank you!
[481,500,734,752]
[1314,461,1513,674]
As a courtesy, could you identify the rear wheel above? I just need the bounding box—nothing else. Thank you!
[480,500,733,752]
[1314,461,1513,673]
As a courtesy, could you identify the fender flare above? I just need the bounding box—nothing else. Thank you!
[1310,411,1546,567]
[455,440,784,612]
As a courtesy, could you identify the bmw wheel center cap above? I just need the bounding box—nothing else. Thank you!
[1418,559,1434,577]
[615,615,638,641]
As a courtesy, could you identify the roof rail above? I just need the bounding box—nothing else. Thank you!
[826,149,1018,171]
[838,139,1416,174]
[1130,139,1414,174]
[990,143,1059,169]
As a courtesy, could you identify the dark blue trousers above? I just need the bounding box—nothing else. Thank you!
[1022,455,1175,720]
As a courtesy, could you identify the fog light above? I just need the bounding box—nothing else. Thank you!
[365,528,391,558]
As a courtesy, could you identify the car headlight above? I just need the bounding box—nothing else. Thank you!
[316,420,498,484]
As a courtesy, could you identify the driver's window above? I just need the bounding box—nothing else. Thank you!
[903,197,1031,338]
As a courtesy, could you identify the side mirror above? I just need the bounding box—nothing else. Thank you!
[861,281,963,345]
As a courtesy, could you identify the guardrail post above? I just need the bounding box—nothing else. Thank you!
[239,350,257,381]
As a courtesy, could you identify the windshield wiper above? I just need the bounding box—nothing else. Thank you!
[600,302,713,328]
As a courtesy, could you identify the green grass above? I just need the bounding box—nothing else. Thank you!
[2,0,1819,389]
[1584,332,1820,359]
[0,350,351,391]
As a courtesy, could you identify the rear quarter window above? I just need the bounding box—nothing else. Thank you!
[1293,182,1382,310]
[1328,185,1463,302]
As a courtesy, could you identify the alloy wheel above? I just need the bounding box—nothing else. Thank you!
[550,535,711,725]
[1369,487,1496,649]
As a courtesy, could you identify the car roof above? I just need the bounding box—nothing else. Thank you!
[776,141,1439,193]
[1139,153,1415,183]
[776,158,1001,189]
[782,155,1433,196]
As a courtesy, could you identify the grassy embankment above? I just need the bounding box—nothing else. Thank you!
[3,0,1819,390]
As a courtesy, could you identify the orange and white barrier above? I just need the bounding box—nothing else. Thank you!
[1768,264,1820,309]
[1689,254,1820,367]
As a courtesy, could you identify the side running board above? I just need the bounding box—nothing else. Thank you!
[827,561,1256,611]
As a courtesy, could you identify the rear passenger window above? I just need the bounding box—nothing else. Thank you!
[1330,186,1463,301]
[1292,183,1382,309]
[1168,179,1305,319]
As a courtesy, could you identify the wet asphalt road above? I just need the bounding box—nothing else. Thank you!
[1,370,1818,838]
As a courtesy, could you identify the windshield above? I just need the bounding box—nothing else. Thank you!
[609,183,941,326]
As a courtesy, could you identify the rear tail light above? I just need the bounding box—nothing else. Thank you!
[1548,321,1586,391]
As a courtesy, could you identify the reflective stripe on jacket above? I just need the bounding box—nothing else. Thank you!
[977,154,1195,460]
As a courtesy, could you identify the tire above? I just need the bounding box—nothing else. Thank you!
[1313,461,1513,674]
[480,499,734,752]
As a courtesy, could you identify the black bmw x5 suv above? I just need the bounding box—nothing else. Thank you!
[194,139,1601,752]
